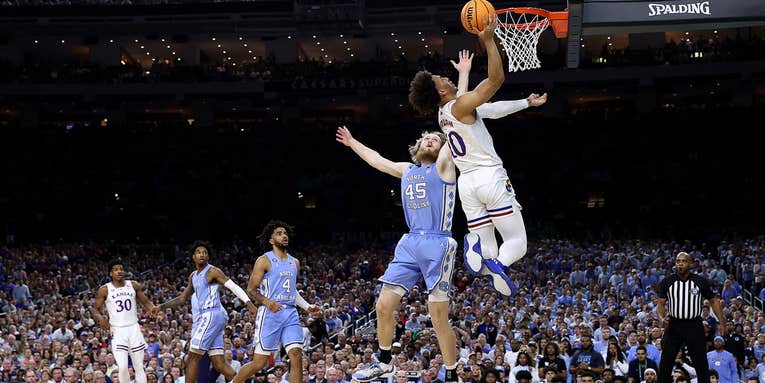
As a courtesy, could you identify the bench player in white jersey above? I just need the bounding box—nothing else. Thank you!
[408,17,547,296]
[92,260,157,383]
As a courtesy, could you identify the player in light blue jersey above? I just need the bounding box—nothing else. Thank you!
[230,221,321,383]
[154,241,257,383]
[336,126,460,383]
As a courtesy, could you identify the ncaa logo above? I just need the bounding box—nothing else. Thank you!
[691,287,699,295]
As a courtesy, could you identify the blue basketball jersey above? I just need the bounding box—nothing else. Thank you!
[193,264,224,312]
[261,252,299,305]
[401,163,456,235]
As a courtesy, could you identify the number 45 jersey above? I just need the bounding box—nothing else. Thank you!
[401,163,456,235]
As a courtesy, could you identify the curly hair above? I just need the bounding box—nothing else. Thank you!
[408,71,441,116]
[189,240,213,258]
[257,220,295,250]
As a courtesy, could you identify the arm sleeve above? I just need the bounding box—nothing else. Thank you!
[476,99,529,120]
[294,291,311,310]
[223,279,251,304]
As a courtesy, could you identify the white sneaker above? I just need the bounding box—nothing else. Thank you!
[351,362,394,382]
[463,233,483,275]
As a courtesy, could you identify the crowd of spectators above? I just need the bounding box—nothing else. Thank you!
[1,31,763,87]
[1,236,764,383]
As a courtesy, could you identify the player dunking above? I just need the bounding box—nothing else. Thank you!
[230,220,321,383]
[153,241,258,383]
[336,126,460,383]
[92,261,157,383]
[408,17,546,296]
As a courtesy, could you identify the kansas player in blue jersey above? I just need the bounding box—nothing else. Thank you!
[230,220,322,383]
[153,241,258,383]
[336,126,460,383]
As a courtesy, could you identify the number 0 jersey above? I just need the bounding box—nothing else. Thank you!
[401,163,456,235]
[105,280,139,327]
[261,252,298,306]
[438,99,503,173]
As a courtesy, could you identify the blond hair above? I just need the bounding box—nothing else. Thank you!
[408,131,447,165]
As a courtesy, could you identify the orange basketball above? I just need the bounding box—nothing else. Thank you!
[461,0,496,35]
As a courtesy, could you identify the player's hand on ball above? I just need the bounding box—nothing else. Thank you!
[336,126,354,147]
[450,50,474,74]
[478,16,498,41]
[265,299,283,313]
[527,93,548,107]
[308,305,322,317]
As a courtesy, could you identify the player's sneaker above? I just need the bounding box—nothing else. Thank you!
[352,362,394,382]
[482,258,517,296]
[463,233,483,275]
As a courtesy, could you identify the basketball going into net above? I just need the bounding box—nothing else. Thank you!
[461,0,496,34]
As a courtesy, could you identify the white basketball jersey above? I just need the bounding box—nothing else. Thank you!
[105,281,139,327]
[438,100,503,173]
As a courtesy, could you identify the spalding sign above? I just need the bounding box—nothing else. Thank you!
[648,1,711,16]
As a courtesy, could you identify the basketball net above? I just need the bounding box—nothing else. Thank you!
[494,11,550,72]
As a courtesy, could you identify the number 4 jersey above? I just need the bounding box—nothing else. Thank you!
[105,281,139,327]
[261,253,298,306]
[438,99,503,173]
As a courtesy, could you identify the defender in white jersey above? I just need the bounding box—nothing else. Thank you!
[92,261,157,383]
[408,19,546,296]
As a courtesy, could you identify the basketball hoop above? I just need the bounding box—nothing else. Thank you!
[494,7,568,72]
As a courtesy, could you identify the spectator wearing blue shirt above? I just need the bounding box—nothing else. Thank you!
[626,333,660,365]
[707,336,738,383]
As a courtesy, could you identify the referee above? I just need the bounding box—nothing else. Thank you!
[657,252,727,383]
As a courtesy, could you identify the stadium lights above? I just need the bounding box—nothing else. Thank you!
[34,40,38,44]
[61,39,65,44]
[212,37,217,41]
[288,35,292,39]
[161,38,166,42]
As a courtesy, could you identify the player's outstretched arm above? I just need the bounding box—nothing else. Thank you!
[91,285,109,331]
[208,267,258,315]
[477,93,547,120]
[247,255,282,313]
[132,281,156,313]
[451,49,474,97]
[435,141,456,184]
[335,126,410,178]
[452,16,504,122]
[154,274,194,315]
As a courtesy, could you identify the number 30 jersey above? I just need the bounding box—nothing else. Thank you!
[105,281,139,327]
[438,99,503,173]
[401,163,456,235]
[261,253,298,306]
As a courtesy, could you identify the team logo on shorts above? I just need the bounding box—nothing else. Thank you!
[438,281,449,292]
[505,180,513,193]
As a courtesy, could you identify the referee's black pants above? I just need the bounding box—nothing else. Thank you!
[659,317,710,383]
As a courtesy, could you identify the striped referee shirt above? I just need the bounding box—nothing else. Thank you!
[657,273,714,319]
